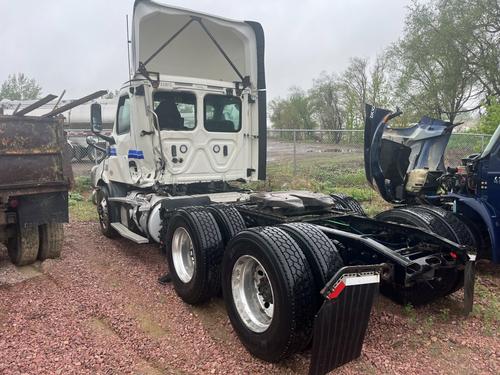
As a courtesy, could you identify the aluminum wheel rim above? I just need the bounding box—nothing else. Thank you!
[171,227,195,283]
[231,255,274,333]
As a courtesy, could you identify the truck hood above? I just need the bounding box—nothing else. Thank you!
[132,0,263,88]
[364,104,454,203]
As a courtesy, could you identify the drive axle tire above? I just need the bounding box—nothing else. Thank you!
[279,223,344,300]
[164,207,223,305]
[330,193,366,216]
[376,207,467,305]
[207,204,246,244]
[97,185,119,238]
[222,226,316,362]
[7,223,39,266]
[38,223,64,260]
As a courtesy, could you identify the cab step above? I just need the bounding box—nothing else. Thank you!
[110,222,149,244]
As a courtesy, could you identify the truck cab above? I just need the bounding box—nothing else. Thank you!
[91,0,266,190]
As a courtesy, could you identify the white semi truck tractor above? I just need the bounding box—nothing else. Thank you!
[87,1,475,373]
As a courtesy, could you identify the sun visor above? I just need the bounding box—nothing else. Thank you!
[132,0,259,87]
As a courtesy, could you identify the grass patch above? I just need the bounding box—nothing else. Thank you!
[69,199,97,222]
[472,276,500,335]
[73,176,92,194]
[69,175,97,222]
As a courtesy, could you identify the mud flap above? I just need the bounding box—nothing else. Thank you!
[309,265,383,375]
[463,254,476,316]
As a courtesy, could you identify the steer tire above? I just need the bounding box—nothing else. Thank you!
[7,223,40,266]
[164,207,223,305]
[38,223,64,260]
[417,205,477,294]
[376,207,463,305]
[279,222,344,302]
[207,204,246,244]
[96,185,119,238]
[417,205,476,247]
[222,226,316,362]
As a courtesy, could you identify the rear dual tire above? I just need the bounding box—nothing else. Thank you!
[222,227,316,362]
[164,207,343,362]
[7,222,63,266]
[7,223,39,266]
[164,207,224,305]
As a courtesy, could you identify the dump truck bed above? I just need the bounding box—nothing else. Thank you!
[0,115,72,198]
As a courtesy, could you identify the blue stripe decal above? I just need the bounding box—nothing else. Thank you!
[127,150,144,159]
[109,147,117,156]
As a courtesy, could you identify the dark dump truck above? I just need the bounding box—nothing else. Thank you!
[0,115,71,265]
[0,91,106,265]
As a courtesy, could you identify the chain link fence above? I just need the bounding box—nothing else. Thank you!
[265,129,492,202]
[68,129,492,191]
[67,130,108,178]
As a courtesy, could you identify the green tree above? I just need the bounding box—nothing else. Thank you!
[341,57,369,126]
[368,54,391,109]
[0,73,42,100]
[269,87,316,139]
[479,97,500,134]
[309,72,343,142]
[447,0,500,99]
[391,1,479,123]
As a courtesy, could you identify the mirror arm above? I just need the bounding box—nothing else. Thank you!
[94,132,115,145]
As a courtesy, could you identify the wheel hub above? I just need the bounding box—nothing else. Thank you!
[171,227,195,283]
[231,255,274,333]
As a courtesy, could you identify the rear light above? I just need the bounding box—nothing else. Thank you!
[450,251,457,259]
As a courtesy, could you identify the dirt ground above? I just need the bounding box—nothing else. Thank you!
[0,221,498,375]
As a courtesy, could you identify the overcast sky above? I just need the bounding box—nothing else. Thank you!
[0,0,412,100]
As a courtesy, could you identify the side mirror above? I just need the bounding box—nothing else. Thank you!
[90,103,103,133]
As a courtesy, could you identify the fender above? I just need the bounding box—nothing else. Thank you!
[451,194,498,262]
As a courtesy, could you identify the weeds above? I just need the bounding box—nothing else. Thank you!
[403,303,417,322]
[69,177,96,222]
[439,307,450,322]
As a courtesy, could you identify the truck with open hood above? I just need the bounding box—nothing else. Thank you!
[364,104,498,263]
[86,2,476,373]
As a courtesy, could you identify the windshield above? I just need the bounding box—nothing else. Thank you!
[481,125,500,158]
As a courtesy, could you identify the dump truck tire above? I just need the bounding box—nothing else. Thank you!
[222,226,316,362]
[7,223,39,266]
[164,207,223,305]
[279,222,344,300]
[376,207,463,305]
[207,204,246,244]
[97,185,119,238]
[38,223,64,260]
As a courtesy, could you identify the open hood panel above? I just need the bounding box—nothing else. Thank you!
[364,104,454,203]
[132,0,261,87]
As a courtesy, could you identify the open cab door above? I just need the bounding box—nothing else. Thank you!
[364,104,455,203]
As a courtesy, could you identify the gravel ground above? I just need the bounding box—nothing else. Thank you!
[0,221,498,374]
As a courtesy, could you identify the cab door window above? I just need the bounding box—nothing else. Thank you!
[116,95,131,134]
[153,91,196,130]
[204,95,241,132]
